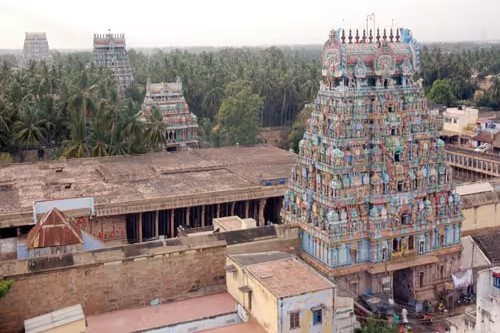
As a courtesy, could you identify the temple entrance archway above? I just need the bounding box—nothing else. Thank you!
[393,268,415,307]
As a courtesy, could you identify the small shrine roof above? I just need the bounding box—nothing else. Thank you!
[27,208,83,248]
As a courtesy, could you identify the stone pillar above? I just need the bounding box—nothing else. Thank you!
[201,205,206,227]
[186,207,191,226]
[230,202,235,216]
[245,201,249,218]
[155,210,159,239]
[170,209,175,238]
[258,199,266,226]
[216,204,220,218]
[138,213,143,243]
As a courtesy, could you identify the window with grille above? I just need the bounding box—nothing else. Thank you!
[290,311,300,329]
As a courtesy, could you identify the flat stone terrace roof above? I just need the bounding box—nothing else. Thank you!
[86,293,236,333]
[0,145,295,221]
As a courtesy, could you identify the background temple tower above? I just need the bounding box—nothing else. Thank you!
[22,32,51,66]
[92,32,134,98]
[142,77,199,151]
[282,27,463,305]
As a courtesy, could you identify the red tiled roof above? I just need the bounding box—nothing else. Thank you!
[27,208,83,248]
[493,133,500,148]
[472,131,494,143]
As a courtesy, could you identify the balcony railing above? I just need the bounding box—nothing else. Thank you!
[391,249,416,262]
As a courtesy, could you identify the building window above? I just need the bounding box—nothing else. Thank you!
[312,309,323,325]
[419,272,425,287]
[401,213,410,225]
[398,181,404,192]
[290,311,300,329]
[394,152,400,162]
[494,277,500,289]
[408,235,414,250]
[382,247,387,261]
[440,265,444,278]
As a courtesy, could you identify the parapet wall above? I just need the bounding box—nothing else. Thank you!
[0,225,299,333]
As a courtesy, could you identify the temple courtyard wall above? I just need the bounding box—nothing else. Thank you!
[0,225,299,333]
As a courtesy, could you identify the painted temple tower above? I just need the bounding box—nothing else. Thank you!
[93,32,134,98]
[22,32,51,67]
[142,78,199,151]
[282,28,463,303]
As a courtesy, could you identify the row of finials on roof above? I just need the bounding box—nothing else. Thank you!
[333,28,401,44]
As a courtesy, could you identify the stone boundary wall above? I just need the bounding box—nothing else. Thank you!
[0,225,299,333]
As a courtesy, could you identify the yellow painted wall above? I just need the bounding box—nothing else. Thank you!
[462,203,499,232]
[40,319,85,333]
[280,290,334,333]
[226,257,278,333]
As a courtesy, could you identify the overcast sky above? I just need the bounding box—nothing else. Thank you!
[1,0,499,49]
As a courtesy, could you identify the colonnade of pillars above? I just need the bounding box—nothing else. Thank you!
[447,151,500,177]
[125,196,283,243]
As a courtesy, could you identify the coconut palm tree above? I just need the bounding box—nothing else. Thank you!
[63,116,90,158]
[144,107,166,152]
[13,104,46,148]
[119,99,145,154]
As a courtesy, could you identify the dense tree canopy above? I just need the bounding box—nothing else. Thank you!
[215,81,263,146]
[418,44,500,106]
[288,104,313,152]
[427,79,456,106]
[0,42,498,159]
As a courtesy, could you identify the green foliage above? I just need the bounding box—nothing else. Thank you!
[418,44,500,108]
[288,104,313,152]
[128,47,320,127]
[0,278,13,299]
[427,79,456,106]
[215,82,263,146]
[358,317,398,333]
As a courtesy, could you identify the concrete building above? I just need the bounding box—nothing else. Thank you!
[447,267,500,333]
[22,32,51,66]
[282,27,462,306]
[474,267,500,333]
[441,107,479,146]
[24,304,85,333]
[92,32,134,98]
[226,251,346,333]
[142,78,199,151]
[0,145,294,247]
[458,181,500,236]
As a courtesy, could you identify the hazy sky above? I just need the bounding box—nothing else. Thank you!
[1,0,499,49]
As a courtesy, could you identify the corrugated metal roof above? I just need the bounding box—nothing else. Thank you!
[455,182,494,196]
[24,304,84,333]
[27,208,83,248]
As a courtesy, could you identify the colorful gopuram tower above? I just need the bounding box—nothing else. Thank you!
[92,32,134,98]
[22,32,51,66]
[282,28,463,303]
[142,78,199,151]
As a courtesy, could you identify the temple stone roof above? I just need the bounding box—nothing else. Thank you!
[0,145,295,219]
